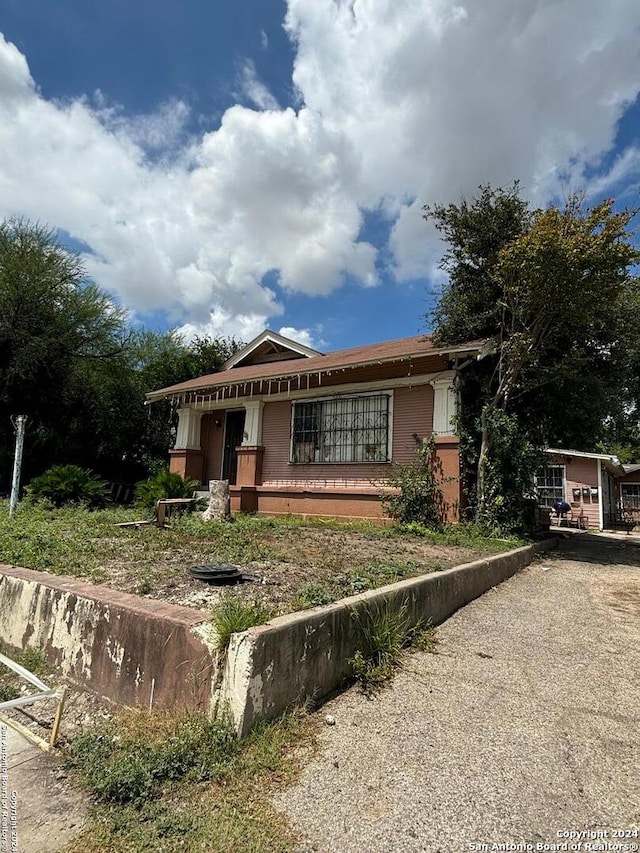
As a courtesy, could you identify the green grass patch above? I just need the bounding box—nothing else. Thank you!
[212,596,273,650]
[349,602,439,690]
[66,710,237,803]
[292,557,432,609]
[399,520,523,550]
[349,600,412,689]
[63,708,314,853]
[291,582,335,610]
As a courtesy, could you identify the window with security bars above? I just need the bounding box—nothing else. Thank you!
[291,394,390,463]
[621,483,640,510]
[535,465,565,507]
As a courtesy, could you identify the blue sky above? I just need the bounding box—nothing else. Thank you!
[1,0,639,352]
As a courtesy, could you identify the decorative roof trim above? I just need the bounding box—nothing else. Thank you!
[147,338,487,403]
[222,329,323,370]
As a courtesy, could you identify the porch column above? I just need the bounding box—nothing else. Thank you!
[169,407,204,482]
[242,401,264,446]
[236,400,265,491]
[432,377,457,435]
[431,377,461,522]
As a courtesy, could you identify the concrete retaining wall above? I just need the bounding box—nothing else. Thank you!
[0,565,215,711]
[0,540,555,733]
[220,540,556,736]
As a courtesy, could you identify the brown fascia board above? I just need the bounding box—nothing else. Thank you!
[146,336,489,402]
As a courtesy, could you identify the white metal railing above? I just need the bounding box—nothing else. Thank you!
[0,652,66,751]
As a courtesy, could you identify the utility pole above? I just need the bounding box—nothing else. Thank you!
[9,415,27,517]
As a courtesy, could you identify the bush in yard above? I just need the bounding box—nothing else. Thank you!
[28,464,109,509]
[380,434,446,528]
[134,468,198,509]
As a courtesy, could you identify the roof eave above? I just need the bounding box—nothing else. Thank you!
[146,339,488,403]
[545,448,626,477]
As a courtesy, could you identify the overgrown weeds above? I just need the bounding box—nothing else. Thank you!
[349,601,438,690]
[0,500,519,615]
[292,558,425,609]
[212,597,273,650]
[63,707,315,853]
[400,520,522,550]
[349,601,411,688]
[66,710,237,803]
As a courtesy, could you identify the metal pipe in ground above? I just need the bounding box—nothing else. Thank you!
[9,415,27,517]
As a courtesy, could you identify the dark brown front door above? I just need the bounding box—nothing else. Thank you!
[222,410,245,485]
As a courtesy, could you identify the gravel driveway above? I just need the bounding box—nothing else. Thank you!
[275,533,640,853]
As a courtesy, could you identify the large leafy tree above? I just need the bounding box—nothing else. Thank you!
[0,218,242,490]
[0,219,129,485]
[425,187,640,528]
[114,330,242,479]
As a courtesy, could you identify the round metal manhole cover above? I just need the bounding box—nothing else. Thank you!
[189,563,243,584]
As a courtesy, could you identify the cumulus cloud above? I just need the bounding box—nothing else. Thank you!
[285,0,640,280]
[0,0,639,338]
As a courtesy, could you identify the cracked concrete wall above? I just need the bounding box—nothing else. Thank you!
[222,541,556,736]
[0,565,216,711]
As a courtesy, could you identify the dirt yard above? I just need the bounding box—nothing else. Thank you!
[0,504,520,615]
[99,521,514,613]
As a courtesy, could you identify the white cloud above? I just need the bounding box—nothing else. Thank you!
[0,1,639,339]
[238,59,280,111]
[277,326,319,349]
[177,309,274,345]
[583,146,640,200]
[285,0,640,278]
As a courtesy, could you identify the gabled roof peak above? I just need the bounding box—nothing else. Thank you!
[223,329,323,370]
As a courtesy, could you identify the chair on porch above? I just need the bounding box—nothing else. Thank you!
[569,502,588,529]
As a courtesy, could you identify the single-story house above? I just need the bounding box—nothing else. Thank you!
[618,463,640,523]
[147,329,492,522]
[537,449,639,530]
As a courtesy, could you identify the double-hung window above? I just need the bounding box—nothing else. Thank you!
[535,465,565,507]
[621,483,640,510]
[291,394,390,463]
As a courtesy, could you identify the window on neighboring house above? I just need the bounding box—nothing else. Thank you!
[535,464,565,507]
[291,394,390,463]
[621,483,640,510]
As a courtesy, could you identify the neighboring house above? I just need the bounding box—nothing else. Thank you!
[147,329,491,522]
[619,464,640,522]
[537,449,634,530]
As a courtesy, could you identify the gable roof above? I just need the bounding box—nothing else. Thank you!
[223,329,323,369]
[147,334,489,402]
